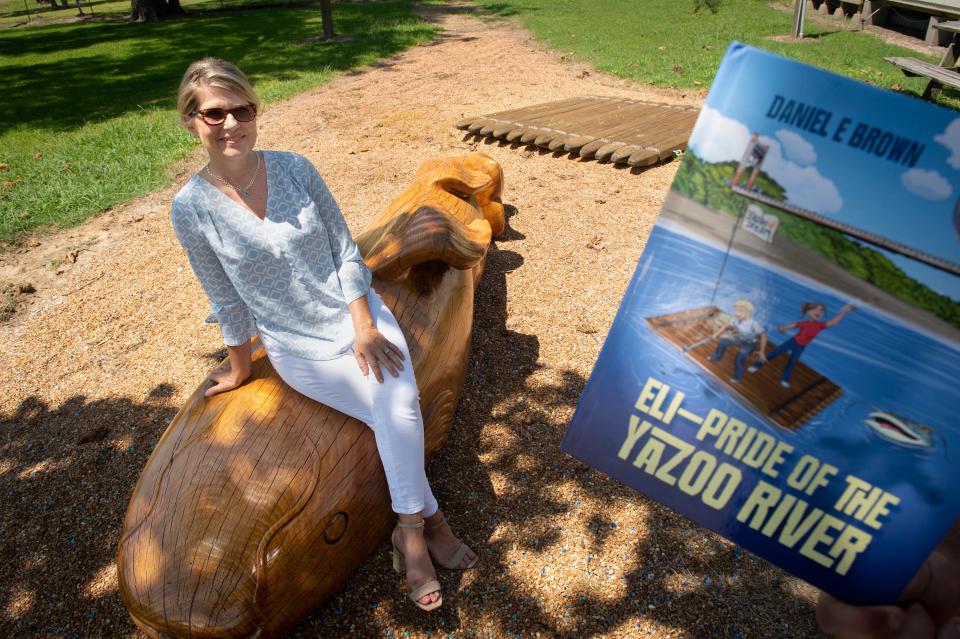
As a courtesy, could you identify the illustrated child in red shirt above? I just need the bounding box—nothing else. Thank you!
[748,302,855,388]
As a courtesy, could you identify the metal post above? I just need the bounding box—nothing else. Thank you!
[792,0,807,38]
[22,0,31,21]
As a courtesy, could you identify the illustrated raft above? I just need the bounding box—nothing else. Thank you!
[116,153,505,639]
[456,95,700,167]
[647,306,842,431]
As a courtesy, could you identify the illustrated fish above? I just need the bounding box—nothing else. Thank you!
[864,411,934,448]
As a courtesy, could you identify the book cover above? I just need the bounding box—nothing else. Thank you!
[560,42,960,604]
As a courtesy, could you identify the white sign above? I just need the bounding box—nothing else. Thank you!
[741,204,779,243]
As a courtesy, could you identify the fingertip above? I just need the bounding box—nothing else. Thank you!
[815,593,841,633]
[939,617,960,639]
[898,603,935,639]
[815,593,901,638]
[887,607,904,632]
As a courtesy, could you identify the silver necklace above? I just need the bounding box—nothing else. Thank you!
[206,151,261,197]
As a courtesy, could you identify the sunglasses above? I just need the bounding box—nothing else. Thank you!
[190,104,257,126]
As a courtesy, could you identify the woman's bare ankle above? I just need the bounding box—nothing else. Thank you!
[422,508,444,526]
[393,514,439,605]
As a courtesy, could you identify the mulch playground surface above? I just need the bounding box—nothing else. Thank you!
[0,5,823,638]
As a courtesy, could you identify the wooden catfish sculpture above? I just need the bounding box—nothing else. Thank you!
[117,153,504,639]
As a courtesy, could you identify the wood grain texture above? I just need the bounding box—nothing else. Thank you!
[117,153,505,639]
[456,96,698,168]
[647,306,841,430]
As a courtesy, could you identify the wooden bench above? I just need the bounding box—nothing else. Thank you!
[877,0,960,11]
[931,18,960,62]
[885,55,960,96]
[884,18,960,97]
[863,0,960,44]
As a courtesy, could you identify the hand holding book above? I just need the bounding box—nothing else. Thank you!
[816,518,960,638]
[560,42,960,608]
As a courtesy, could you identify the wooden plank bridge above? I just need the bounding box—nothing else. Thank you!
[455,96,700,168]
[647,306,843,431]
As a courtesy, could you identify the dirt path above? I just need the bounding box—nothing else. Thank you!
[0,5,822,638]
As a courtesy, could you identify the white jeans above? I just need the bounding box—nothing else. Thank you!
[264,294,439,516]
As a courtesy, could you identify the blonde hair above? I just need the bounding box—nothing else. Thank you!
[733,299,754,314]
[177,58,260,118]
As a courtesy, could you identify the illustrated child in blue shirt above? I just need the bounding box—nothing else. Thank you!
[707,299,767,383]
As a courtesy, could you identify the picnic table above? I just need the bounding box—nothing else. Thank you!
[885,19,960,98]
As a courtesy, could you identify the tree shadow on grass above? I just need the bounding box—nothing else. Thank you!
[0,389,178,637]
[0,1,437,132]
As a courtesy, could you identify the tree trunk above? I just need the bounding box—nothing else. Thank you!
[130,0,162,20]
[320,0,334,38]
[129,0,183,21]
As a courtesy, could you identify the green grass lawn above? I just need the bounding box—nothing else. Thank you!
[469,0,954,104]
[0,0,289,29]
[0,0,437,245]
[3,0,954,246]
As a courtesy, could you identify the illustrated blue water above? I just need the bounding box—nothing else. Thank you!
[632,225,958,470]
[564,221,960,603]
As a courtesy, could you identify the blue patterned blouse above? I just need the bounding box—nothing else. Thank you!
[171,151,372,360]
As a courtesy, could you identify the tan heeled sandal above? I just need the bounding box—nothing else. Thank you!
[425,513,479,571]
[391,520,442,612]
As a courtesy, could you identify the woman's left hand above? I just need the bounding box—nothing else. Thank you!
[353,325,405,383]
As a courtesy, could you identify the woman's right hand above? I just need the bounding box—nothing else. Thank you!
[205,360,251,397]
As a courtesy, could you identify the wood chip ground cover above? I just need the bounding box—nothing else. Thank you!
[0,4,823,637]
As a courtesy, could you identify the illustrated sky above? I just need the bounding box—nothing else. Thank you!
[687,43,960,301]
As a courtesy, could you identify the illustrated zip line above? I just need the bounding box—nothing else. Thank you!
[728,133,960,277]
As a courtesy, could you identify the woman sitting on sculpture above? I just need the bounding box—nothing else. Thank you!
[170,57,476,612]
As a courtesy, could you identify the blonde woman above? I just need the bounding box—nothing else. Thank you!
[170,58,476,612]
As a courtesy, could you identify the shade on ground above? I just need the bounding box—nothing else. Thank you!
[647,306,842,431]
[455,96,699,168]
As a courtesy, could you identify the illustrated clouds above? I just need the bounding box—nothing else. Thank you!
[901,168,953,200]
[687,106,842,213]
[686,106,752,164]
[775,130,816,166]
[934,119,960,170]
